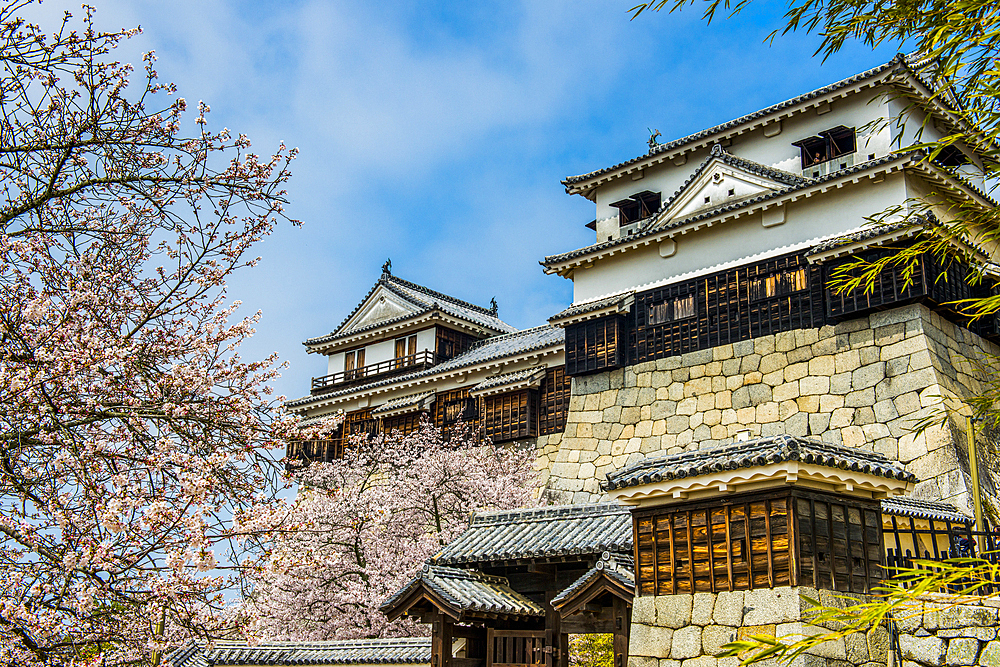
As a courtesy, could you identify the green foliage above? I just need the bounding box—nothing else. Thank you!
[717,557,1000,665]
[569,634,614,667]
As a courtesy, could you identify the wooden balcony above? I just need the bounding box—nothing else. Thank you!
[311,350,438,394]
[287,439,344,466]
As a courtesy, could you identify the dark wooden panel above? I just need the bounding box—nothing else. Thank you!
[482,389,538,443]
[538,367,571,436]
[564,315,627,376]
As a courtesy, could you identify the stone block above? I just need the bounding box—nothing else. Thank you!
[773,382,800,402]
[785,362,808,382]
[797,395,820,412]
[946,637,981,666]
[899,635,946,666]
[761,370,784,387]
[835,349,861,374]
[755,337,775,356]
[799,375,830,396]
[748,384,773,405]
[852,362,885,390]
[809,412,831,434]
[733,339,755,356]
[830,372,853,395]
[927,604,999,630]
[702,626,737,656]
[760,353,788,374]
[756,402,779,423]
[980,641,1000,666]
[681,658,716,667]
[846,387,875,408]
[670,626,703,659]
[713,591,744,626]
[658,660,681,667]
[743,588,802,626]
[692,592,715,626]
[656,595,694,629]
[630,624,675,659]
[785,411,809,436]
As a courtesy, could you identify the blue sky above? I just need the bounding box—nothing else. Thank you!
[33,0,901,402]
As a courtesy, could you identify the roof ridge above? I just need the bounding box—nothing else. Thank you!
[544,152,910,268]
[386,275,495,316]
[469,502,628,526]
[563,54,906,188]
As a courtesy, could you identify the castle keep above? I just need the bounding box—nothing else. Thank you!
[281,54,1000,667]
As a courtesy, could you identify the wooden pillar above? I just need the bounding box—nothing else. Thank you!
[612,598,630,667]
[432,612,454,667]
[545,592,562,667]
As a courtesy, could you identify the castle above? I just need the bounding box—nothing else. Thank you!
[174,54,1000,667]
[288,53,996,520]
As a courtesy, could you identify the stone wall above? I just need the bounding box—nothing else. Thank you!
[627,588,886,667]
[627,591,1000,667]
[539,304,998,511]
[895,598,1000,667]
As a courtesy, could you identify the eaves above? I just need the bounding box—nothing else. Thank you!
[286,341,564,414]
[542,153,914,277]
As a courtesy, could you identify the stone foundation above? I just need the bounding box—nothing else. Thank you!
[540,304,998,512]
[895,598,1000,667]
[627,588,887,667]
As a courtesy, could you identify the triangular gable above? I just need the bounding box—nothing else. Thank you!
[648,146,808,231]
[338,284,425,336]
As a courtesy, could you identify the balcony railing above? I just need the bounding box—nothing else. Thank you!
[311,350,438,394]
[287,439,344,465]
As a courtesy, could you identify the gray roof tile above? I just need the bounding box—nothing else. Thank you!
[470,368,546,395]
[305,274,516,348]
[550,552,635,609]
[881,497,972,524]
[370,391,435,417]
[433,503,632,566]
[166,638,431,667]
[288,326,563,409]
[380,565,545,619]
[549,292,634,324]
[604,435,917,491]
[563,54,910,189]
[544,153,910,268]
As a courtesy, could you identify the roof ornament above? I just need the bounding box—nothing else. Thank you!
[489,297,498,315]
[647,128,661,151]
[710,143,727,156]
[381,258,392,276]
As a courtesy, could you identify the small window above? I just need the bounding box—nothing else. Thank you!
[933,145,969,167]
[749,268,808,302]
[648,294,696,325]
[344,347,366,379]
[394,334,417,368]
[610,190,661,226]
[792,126,856,169]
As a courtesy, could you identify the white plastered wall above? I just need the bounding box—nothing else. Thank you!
[325,327,438,376]
[592,88,896,243]
[573,171,908,302]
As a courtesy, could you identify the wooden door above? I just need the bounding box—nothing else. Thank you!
[486,630,547,667]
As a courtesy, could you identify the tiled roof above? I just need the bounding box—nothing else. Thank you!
[470,367,546,396]
[562,54,909,189]
[544,152,910,268]
[433,503,633,566]
[165,638,432,667]
[645,148,809,232]
[604,435,917,491]
[550,552,635,609]
[370,391,435,417]
[881,497,972,524]
[379,565,545,619]
[287,326,563,409]
[805,220,923,257]
[305,274,516,348]
[548,292,634,325]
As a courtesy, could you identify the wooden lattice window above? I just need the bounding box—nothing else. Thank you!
[796,495,883,593]
[634,489,882,595]
[482,390,537,443]
[538,367,571,436]
[434,389,477,427]
[436,327,478,361]
[344,347,366,380]
[381,411,423,436]
[564,315,627,376]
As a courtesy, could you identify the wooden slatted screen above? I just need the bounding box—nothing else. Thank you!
[434,389,478,427]
[634,489,882,595]
[825,248,928,319]
[436,327,479,361]
[564,315,627,376]
[381,411,423,435]
[487,629,546,667]
[796,495,883,593]
[632,252,825,364]
[482,389,538,443]
[538,367,571,435]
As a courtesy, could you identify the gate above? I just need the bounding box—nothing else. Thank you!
[486,630,547,667]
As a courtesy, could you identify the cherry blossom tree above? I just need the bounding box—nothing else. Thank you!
[247,421,537,641]
[0,3,333,665]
